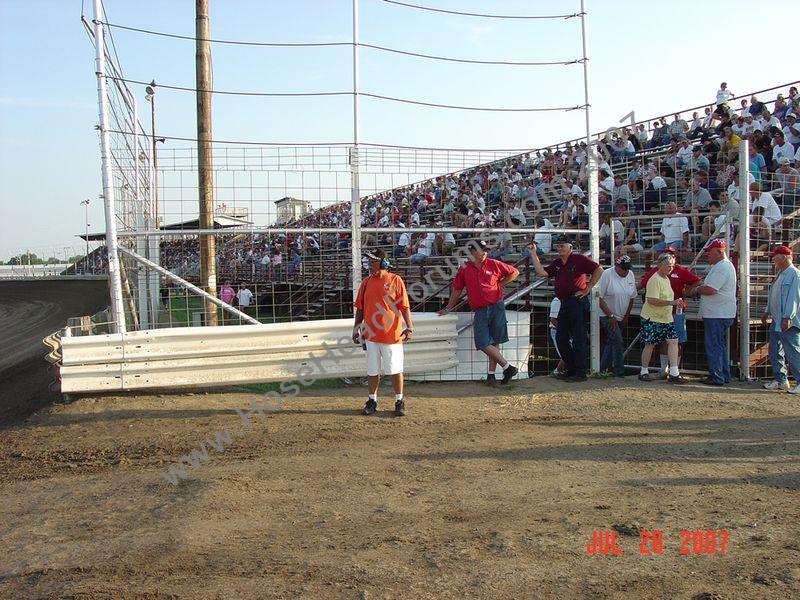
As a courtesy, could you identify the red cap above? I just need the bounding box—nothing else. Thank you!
[770,245,792,257]
[706,239,727,250]
[663,246,677,254]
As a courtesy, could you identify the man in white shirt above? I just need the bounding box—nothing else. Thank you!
[685,239,737,386]
[394,229,411,259]
[771,131,795,169]
[409,231,434,262]
[236,286,254,311]
[598,255,637,376]
[651,202,690,255]
[783,113,800,146]
[598,212,624,253]
[749,182,782,226]
[715,82,734,114]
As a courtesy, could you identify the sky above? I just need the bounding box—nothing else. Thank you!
[0,0,797,260]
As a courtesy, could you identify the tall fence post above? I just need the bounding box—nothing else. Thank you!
[350,0,362,301]
[738,139,751,380]
[92,0,127,333]
[580,0,600,373]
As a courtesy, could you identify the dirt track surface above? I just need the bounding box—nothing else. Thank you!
[0,279,108,422]
[0,378,798,599]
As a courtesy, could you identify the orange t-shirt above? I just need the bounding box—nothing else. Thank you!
[354,272,410,344]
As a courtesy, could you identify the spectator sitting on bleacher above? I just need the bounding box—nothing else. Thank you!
[714,82,735,116]
[701,200,728,245]
[612,174,632,212]
[669,113,689,140]
[738,98,749,118]
[598,212,623,253]
[783,113,800,147]
[749,182,782,227]
[618,212,644,255]
[719,127,742,163]
[772,131,795,169]
[409,230,434,263]
[651,201,690,256]
[489,224,513,260]
[774,158,799,211]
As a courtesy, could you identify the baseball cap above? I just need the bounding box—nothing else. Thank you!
[554,234,572,245]
[777,157,790,165]
[364,248,387,263]
[770,245,792,257]
[615,254,633,270]
[707,239,727,250]
[469,239,489,252]
[663,245,677,254]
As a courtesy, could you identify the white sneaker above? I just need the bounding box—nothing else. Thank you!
[764,380,790,391]
[789,384,800,395]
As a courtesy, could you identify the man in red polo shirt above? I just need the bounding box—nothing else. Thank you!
[638,245,700,376]
[438,239,520,386]
[529,235,603,382]
[353,248,413,416]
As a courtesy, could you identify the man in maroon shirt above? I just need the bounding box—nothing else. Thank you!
[438,239,520,386]
[638,245,700,375]
[529,235,603,381]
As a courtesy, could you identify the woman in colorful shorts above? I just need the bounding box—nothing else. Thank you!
[639,253,686,383]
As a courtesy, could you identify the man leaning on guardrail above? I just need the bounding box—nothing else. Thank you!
[437,239,520,387]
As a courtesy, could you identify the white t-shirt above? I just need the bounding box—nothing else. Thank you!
[534,219,554,253]
[651,176,667,190]
[416,233,435,256]
[398,232,411,247]
[548,297,561,329]
[751,192,782,226]
[599,220,624,242]
[772,142,795,164]
[660,215,690,242]
[716,88,734,105]
[598,268,637,320]
[699,258,737,319]
[237,288,253,307]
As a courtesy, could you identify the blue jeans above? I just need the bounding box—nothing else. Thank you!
[703,318,733,383]
[769,327,800,384]
[600,316,625,375]
[557,296,589,376]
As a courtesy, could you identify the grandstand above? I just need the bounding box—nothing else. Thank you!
[109,82,798,381]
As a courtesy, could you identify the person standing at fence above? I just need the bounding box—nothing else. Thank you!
[639,246,700,377]
[638,253,686,383]
[528,235,603,382]
[761,246,800,394]
[438,239,519,386]
[598,255,637,377]
[353,248,413,416]
[685,239,737,386]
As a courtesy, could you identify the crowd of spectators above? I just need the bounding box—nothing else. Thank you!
[150,83,799,286]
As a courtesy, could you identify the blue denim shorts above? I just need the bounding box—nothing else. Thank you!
[672,313,687,344]
[473,300,509,350]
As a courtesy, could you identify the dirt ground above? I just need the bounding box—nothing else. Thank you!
[0,377,798,600]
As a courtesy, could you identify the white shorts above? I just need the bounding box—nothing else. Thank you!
[365,341,404,376]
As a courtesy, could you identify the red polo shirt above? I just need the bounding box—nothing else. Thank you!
[545,253,601,300]
[453,257,518,310]
[640,263,700,312]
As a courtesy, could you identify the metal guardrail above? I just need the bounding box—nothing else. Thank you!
[60,313,458,392]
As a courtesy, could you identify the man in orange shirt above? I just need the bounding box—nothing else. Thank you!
[353,248,414,416]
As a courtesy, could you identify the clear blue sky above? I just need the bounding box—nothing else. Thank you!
[0,0,796,260]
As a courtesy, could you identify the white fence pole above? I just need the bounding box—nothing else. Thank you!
[350,0,362,301]
[92,0,127,333]
[580,0,600,372]
[738,139,751,380]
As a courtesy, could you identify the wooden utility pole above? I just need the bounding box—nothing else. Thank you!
[196,0,218,325]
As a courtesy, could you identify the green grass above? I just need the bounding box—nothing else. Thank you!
[165,294,293,327]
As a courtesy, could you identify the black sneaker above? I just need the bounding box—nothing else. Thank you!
[362,398,377,415]
[486,374,497,387]
[394,400,405,417]
[501,365,519,385]
[566,374,587,382]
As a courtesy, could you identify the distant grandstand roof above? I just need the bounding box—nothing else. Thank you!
[78,214,253,241]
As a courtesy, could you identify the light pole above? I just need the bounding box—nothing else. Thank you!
[80,198,90,269]
[144,81,164,228]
